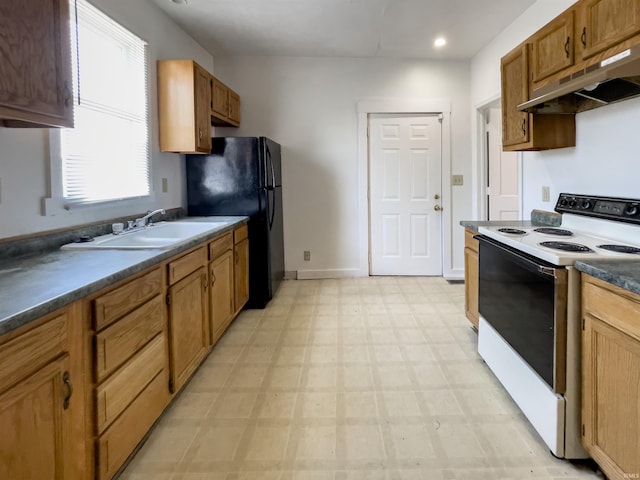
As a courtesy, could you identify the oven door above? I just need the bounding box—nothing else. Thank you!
[477,235,568,393]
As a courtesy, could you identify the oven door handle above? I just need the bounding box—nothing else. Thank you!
[474,234,562,277]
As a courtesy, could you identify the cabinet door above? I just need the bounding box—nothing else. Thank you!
[168,267,209,393]
[234,238,250,312]
[228,89,241,125]
[531,10,575,84]
[580,0,640,59]
[0,0,73,127]
[501,45,530,148]
[209,250,234,345]
[211,77,229,118]
[194,64,212,152]
[0,355,72,480]
[583,313,640,478]
[463,230,479,329]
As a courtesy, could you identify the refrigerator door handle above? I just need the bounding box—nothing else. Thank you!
[265,143,276,189]
[269,186,276,229]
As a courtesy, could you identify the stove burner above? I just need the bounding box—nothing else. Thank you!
[497,228,527,235]
[539,241,594,252]
[597,244,640,254]
[534,227,574,236]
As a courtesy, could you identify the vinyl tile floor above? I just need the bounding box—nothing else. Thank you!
[120,277,604,480]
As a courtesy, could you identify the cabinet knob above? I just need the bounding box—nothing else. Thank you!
[62,371,73,410]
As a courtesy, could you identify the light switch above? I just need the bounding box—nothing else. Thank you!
[452,175,464,186]
[542,186,550,202]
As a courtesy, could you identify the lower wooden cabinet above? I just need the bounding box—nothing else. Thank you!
[234,225,250,313]
[90,267,170,480]
[167,247,210,393]
[0,304,86,480]
[463,229,479,329]
[582,274,640,480]
[208,232,234,346]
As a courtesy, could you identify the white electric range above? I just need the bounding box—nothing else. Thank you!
[475,193,640,459]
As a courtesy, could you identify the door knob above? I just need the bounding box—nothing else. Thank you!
[434,205,442,211]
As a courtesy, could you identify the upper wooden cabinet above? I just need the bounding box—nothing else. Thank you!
[579,0,640,59]
[0,0,74,127]
[158,60,212,154]
[531,9,576,85]
[211,76,241,127]
[501,44,576,151]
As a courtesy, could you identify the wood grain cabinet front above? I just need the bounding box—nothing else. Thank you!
[582,274,640,480]
[90,267,169,480]
[211,76,240,127]
[166,246,209,393]
[234,225,250,313]
[0,0,74,127]
[530,9,576,86]
[500,43,576,151]
[578,0,640,59]
[463,229,479,329]
[158,59,212,154]
[0,304,86,480]
[208,232,235,346]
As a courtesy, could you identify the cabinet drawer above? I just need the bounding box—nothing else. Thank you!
[583,277,640,342]
[209,232,233,260]
[96,370,169,480]
[93,268,162,331]
[234,223,248,243]
[168,246,207,285]
[464,229,479,254]
[0,313,68,391]
[95,334,165,434]
[94,295,164,382]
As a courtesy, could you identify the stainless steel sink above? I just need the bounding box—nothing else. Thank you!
[61,221,229,250]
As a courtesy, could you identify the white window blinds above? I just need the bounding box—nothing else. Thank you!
[62,0,150,205]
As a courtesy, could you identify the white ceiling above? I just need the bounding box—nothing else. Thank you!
[150,0,536,60]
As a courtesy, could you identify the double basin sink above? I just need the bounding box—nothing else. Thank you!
[61,220,229,250]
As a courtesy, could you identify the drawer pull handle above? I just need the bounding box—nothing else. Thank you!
[203,275,208,290]
[522,118,527,136]
[564,36,570,58]
[581,27,587,47]
[63,371,73,410]
[211,270,216,286]
[235,251,239,264]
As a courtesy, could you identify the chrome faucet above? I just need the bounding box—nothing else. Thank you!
[134,209,166,228]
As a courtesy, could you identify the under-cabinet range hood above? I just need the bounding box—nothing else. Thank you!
[519,44,640,114]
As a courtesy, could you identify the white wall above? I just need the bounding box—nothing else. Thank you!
[215,56,471,277]
[470,0,640,218]
[0,0,212,239]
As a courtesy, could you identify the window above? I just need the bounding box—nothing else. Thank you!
[61,0,150,206]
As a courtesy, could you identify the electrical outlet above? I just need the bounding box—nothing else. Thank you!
[304,250,311,261]
[452,174,464,186]
[161,178,168,193]
[542,186,550,202]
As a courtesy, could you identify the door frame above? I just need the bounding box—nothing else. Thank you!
[357,99,453,278]
[475,97,523,221]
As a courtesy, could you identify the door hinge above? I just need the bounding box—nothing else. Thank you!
[166,293,171,306]
[168,378,174,393]
[438,113,443,121]
[582,423,585,436]
[582,318,585,330]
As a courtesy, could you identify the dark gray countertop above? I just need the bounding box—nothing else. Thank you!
[0,216,247,336]
[575,260,640,296]
[460,220,533,233]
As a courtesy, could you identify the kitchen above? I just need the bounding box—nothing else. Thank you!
[1,0,639,479]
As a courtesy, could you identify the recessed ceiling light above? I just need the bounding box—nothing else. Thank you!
[434,37,447,48]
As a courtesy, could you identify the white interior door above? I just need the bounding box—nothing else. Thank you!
[369,113,442,276]
[487,107,520,220]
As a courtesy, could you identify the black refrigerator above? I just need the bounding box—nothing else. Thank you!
[186,137,284,308]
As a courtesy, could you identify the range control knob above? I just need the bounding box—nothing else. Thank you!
[568,199,577,207]
[559,197,568,206]
[625,204,639,216]
[582,200,592,209]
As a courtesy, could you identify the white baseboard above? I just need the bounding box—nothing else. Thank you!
[283,271,297,280]
[443,268,464,280]
[296,268,363,280]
